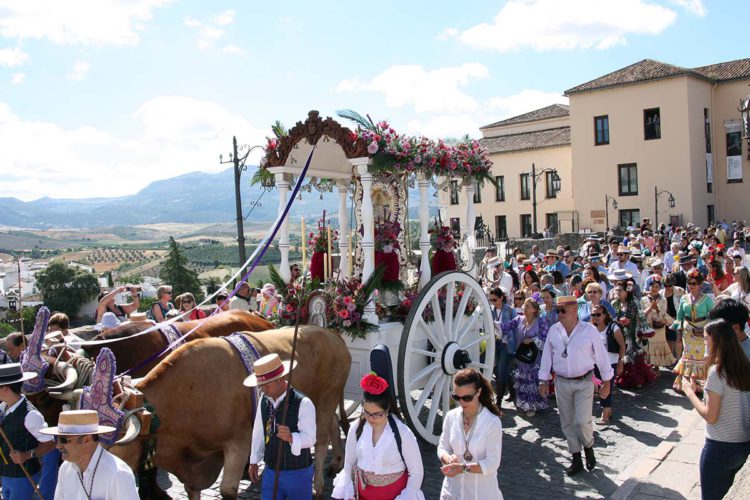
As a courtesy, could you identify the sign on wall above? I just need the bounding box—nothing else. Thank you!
[725,123,742,182]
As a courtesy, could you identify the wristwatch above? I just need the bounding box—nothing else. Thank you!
[463,463,470,473]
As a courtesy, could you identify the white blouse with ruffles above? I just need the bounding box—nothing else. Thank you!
[437,405,503,500]
[332,417,425,500]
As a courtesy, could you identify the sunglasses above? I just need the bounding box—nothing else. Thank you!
[54,436,81,445]
[617,253,626,256]
[451,391,478,402]
[591,313,603,317]
[362,407,387,419]
[687,281,699,286]
[586,290,600,294]
[555,307,568,313]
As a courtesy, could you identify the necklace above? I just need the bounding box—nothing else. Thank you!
[77,447,103,500]
[462,407,482,461]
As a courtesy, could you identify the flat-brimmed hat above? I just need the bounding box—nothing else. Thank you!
[40,410,116,436]
[94,312,121,331]
[587,253,602,261]
[243,353,297,387]
[0,364,37,386]
[487,257,501,268]
[555,295,578,306]
[630,248,643,260]
[678,251,696,264]
[128,312,149,322]
[646,258,664,269]
[607,269,633,281]
[545,249,558,258]
[616,245,631,254]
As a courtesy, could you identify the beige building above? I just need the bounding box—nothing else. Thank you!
[443,57,750,239]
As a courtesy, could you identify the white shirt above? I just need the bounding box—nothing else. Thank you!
[0,396,54,444]
[608,259,640,276]
[55,445,139,500]
[538,321,615,381]
[664,250,678,271]
[332,418,425,500]
[249,390,316,465]
[437,406,503,500]
[229,296,252,312]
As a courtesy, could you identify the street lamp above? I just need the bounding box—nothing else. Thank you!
[604,194,618,231]
[654,186,676,227]
[220,137,265,267]
[530,163,562,234]
[740,94,750,158]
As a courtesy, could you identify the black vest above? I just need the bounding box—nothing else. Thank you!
[260,388,313,471]
[0,398,41,478]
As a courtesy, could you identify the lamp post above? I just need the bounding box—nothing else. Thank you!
[654,186,676,228]
[220,137,264,267]
[530,163,561,234]
[740,94,750,158]
[604,194,618,231]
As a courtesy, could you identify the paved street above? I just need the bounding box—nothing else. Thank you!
[161,368,694,499]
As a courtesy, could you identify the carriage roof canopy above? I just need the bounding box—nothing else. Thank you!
[263,110,368,179]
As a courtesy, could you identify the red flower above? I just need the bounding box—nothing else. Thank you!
[360,372,389,395]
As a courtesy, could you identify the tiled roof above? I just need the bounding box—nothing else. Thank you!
[565,58,750,95]
[480,126,570,154]
[480,104,569,129]
[693,58,750,81]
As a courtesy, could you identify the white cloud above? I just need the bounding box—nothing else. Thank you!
[0,47,30,66]
[196,26,223,50]
[0,97,267,201]
[437,28,459,40]
[457,0,677,52]
[11,73,25,84]
[406,115,483,140]
[67,60,90,81]
[336,63,490,114]
[213,10,235,25]
[487,89,567,119]
[220,45,244,55]
[670,0,707,16]
[183,17,201,27]
[0,0,173,46]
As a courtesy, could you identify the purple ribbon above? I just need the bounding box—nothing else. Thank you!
[117,146,317,378]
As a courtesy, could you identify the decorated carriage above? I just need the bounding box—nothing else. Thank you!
[260,110,497,444]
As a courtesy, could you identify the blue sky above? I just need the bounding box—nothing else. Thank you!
[0,0,745,201]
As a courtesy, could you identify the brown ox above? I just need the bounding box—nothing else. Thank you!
[111,326,350,499]
[82,310,274,377]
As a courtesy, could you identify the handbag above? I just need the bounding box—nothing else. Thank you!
[514,341,538,364]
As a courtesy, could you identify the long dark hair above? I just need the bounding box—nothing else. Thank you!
[355,388,402,440]
[704,319,750,391]
[453,368,501,417]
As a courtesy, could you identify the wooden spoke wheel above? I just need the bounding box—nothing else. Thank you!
[397,271,494,445]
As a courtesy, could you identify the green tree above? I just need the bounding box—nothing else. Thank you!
[35,260,100,318]
[203,276,221,295]
[0,323,15,338]
[21,306,40,334]
[107,271,114,287]
[160,237,204,301]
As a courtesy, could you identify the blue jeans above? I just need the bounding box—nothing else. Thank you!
[494,341,514,384]
[700,438,750,500]
[40,448,60,499]
[261,464,314,500]
[1,472,42,499]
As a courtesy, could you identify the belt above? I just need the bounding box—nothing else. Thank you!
[558,369,594,381]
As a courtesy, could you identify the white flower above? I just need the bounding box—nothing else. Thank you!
[367,141,379,155]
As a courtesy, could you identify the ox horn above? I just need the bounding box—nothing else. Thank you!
[114,411,142,446]
[47,362,78,393]
[47,388,83,403]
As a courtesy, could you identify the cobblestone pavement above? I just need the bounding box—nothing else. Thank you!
[160,368,693,499]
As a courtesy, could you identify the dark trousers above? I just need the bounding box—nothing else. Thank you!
[494,341,515,400]
[699,438,750,500]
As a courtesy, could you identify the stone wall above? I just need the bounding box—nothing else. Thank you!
[479,233,606,258]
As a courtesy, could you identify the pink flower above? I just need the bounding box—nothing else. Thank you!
[343,296,353,305]
[285,304,294,312]
[338,309,350,319]
[367,141,379,155]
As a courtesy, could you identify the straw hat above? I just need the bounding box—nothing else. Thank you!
[555,295,578,306]
[486,257,501,268]
[607,269,633,281]
[0,364,37,386]
[128,312,149,322]
[545,249,558,258]
[616,245,631,254]
[40,410,116,436]
[243,353,297,387]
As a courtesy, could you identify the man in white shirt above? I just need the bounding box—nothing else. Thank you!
[538,296,614,476]
[245,353,316,499]
[663,242,680,272]
[42,409,139,500]
[607,245,639,276]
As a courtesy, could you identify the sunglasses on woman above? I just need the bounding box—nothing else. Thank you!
[591,313,603,317]
[451,391,478,402]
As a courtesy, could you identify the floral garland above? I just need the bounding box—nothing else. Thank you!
[431,225,457,253]
[307,218,338,253]
[374,218,401,252]
[421,284,478,323]
[327,276,379,339]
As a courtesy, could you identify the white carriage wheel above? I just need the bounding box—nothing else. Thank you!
[398,271,495,445]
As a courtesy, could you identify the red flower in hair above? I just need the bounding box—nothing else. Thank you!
[360,372,389,395]
[525,265,533,272]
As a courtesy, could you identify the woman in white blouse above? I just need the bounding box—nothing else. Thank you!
[438,368,503,499]
[332,373,425,500]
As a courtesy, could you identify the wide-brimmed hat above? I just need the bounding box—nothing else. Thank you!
[678,251,696,264]
[545,249,558,258]
[486,257,501,268]
[94,312,121,331]
[587,253,602,261]
[630,248,643,260]
[243,353,297,387]
[0,364,37,386]
[555,295,578,306]
[607,269,633,281]
[40,410,116,436]
[616,245,631,254]
[128,312,149,322]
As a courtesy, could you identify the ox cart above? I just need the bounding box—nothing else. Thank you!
[261,110,496,445]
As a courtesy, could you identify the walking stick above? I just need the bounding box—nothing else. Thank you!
[272,271,307,500]
[0,425,44,500]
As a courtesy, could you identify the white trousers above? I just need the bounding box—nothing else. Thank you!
[555,376,595,453]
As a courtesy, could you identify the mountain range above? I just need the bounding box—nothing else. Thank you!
[0,167,437,229]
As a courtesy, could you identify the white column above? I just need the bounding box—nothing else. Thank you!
[462,183,477,275]
[337,179,350,280]
[275,172,292,283]
[418,172,432,289]
[353,159,377,324]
